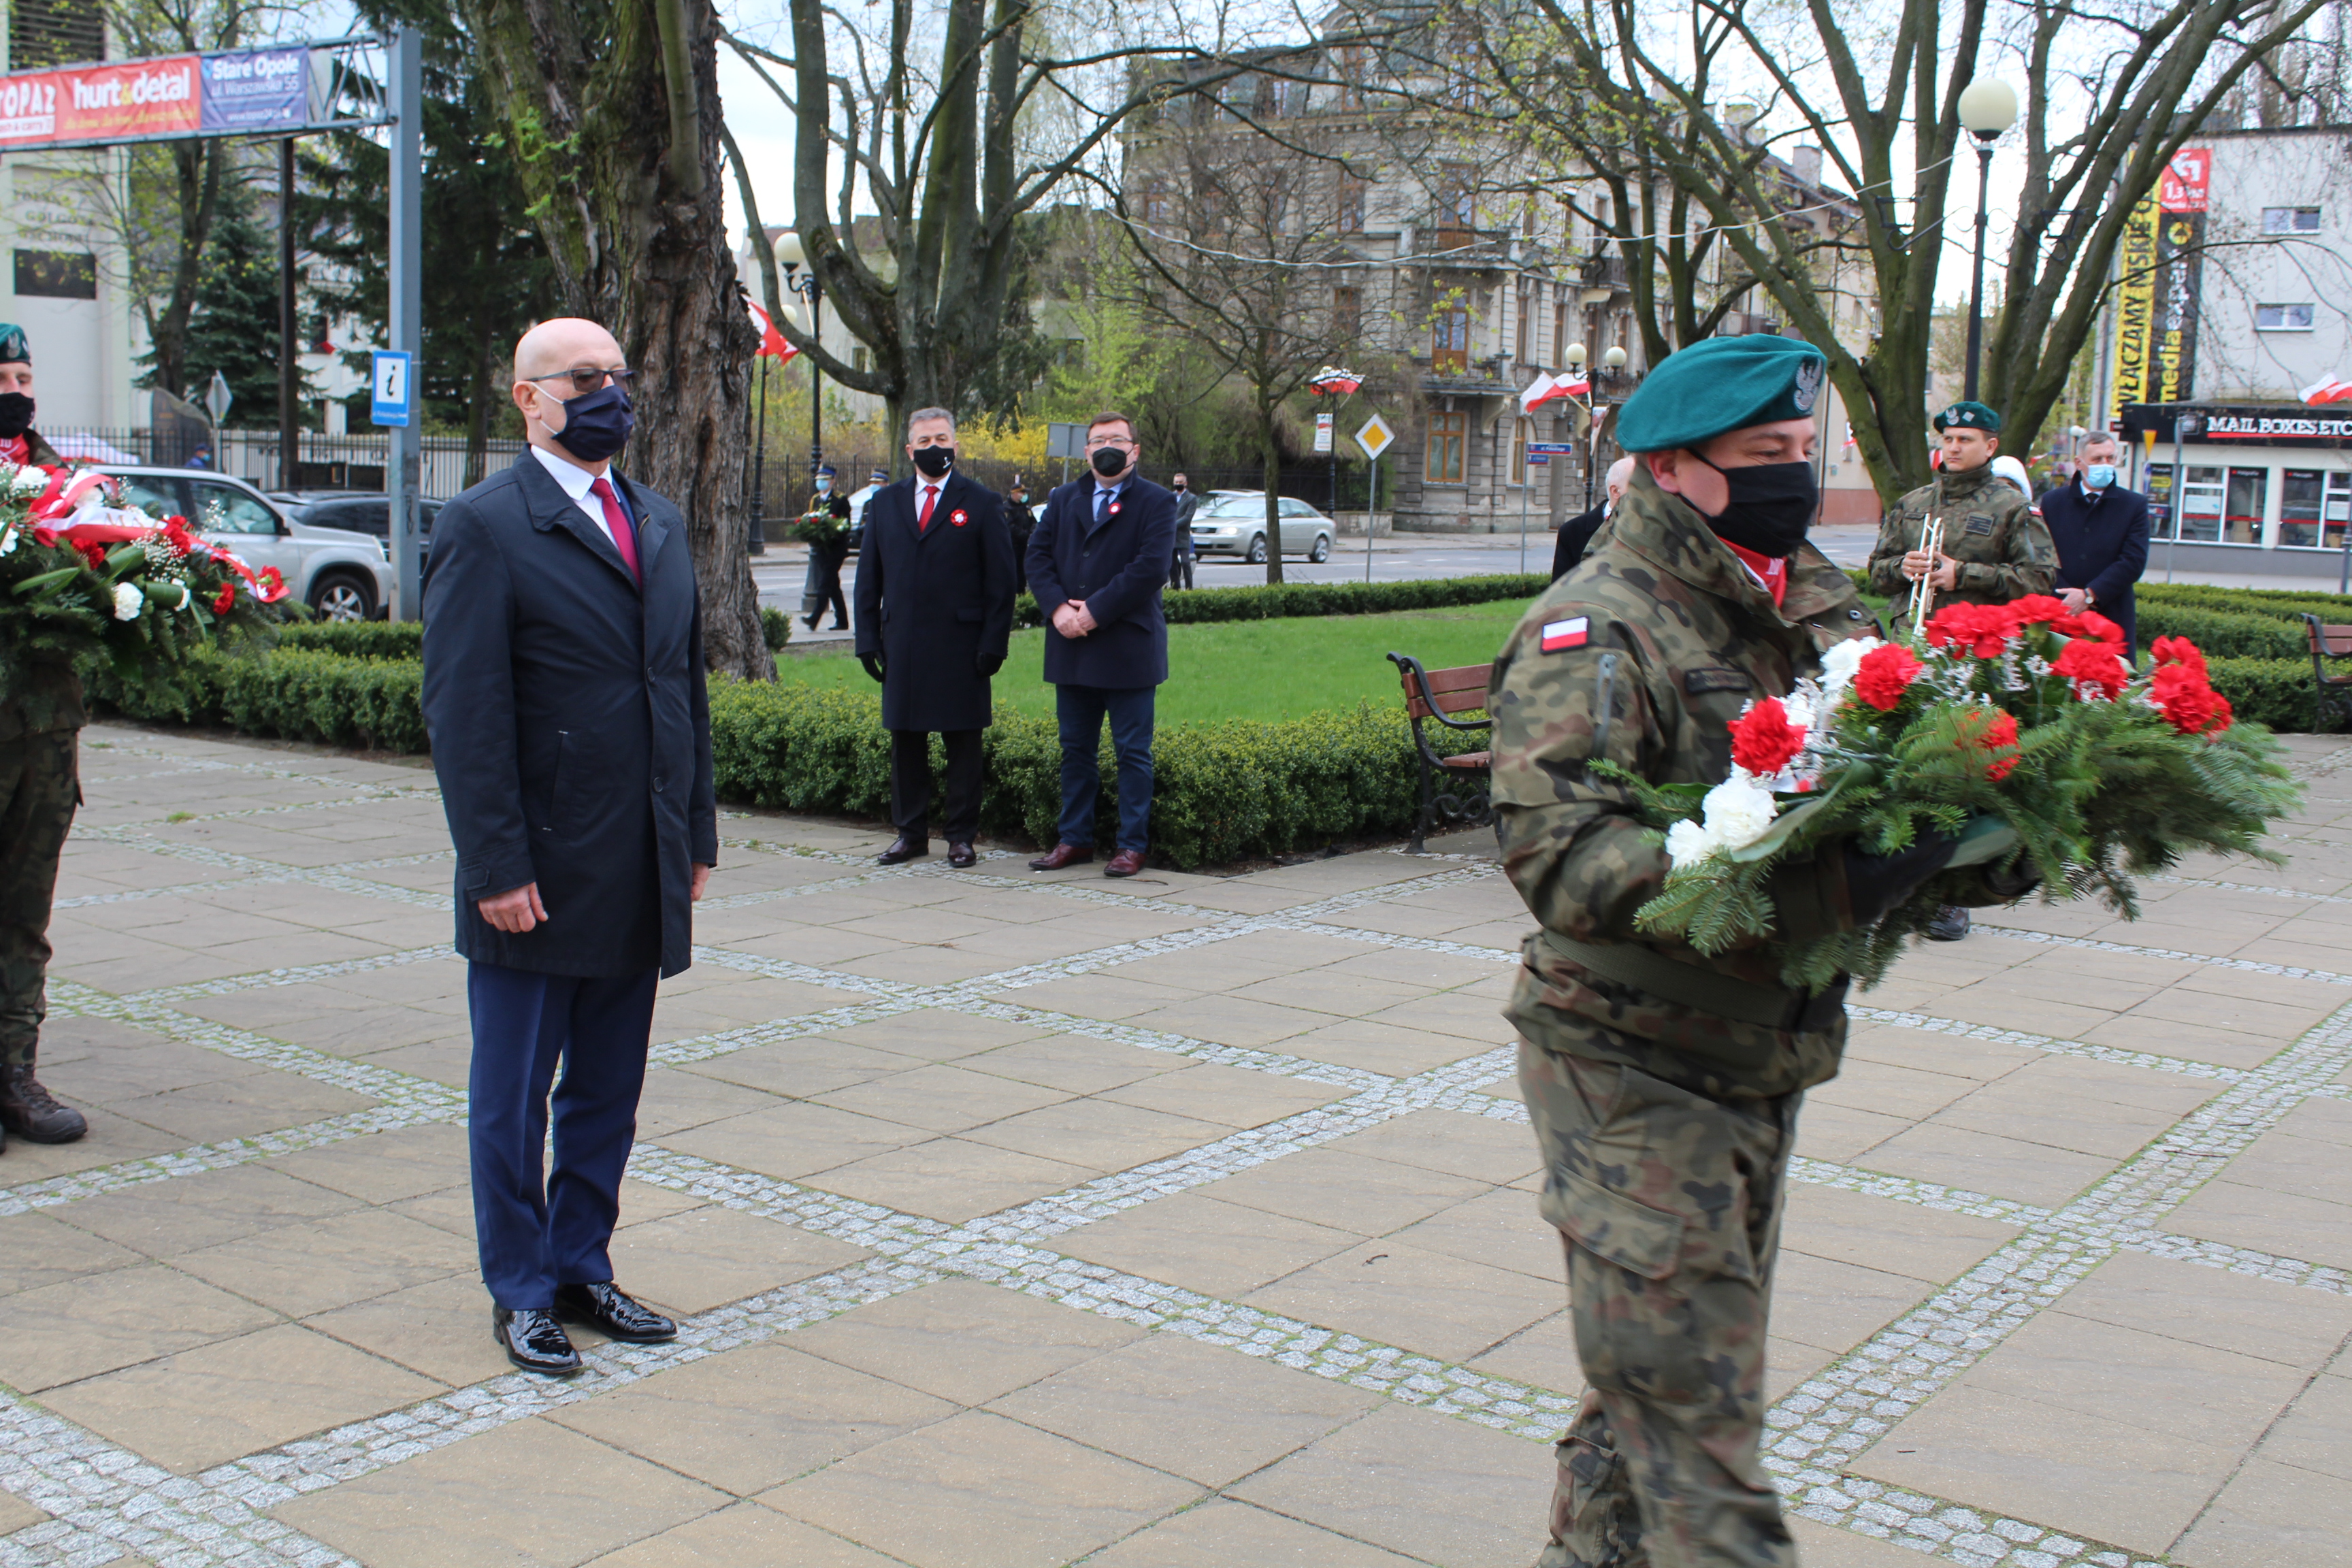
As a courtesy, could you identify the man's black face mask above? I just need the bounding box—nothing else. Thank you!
[1688,451,1818,558]
[911,445,953,478]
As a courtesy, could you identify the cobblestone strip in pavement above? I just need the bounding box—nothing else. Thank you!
[1944,923,2352,986]
[2144,872,2352,904]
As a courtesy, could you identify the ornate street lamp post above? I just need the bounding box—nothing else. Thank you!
[1957,79,2020,403]
[776,232,824,501]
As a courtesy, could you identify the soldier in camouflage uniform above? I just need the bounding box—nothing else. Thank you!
[1866,399,2053,941]
[1490,336,2017,1567]
[0,323,92,1150]
[1865,400,2054,623]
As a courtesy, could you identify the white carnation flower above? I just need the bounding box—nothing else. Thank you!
[1818,636,1882,695]
[1780,693,1814,732]
[112,581,144,621]
[12,465,46,494]
[1700,774,1778,851]
[1665,817,1717,868]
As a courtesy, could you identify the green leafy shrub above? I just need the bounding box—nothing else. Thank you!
[272,621,427,659]
[2133,603,2308,662]
[2205,656,2340,732]
[760,607,794,651]
[1013,573,1548,630]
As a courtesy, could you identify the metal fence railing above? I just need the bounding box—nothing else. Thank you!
[42,427,529,500]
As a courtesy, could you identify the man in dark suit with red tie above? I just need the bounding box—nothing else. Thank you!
[853,407,1017,868]
[1025,411,1179,877]
[422,317,717,1376]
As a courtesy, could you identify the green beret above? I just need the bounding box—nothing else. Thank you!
[1933,400,2000,434]
[1614,335,1829,454]
[0,323,29,365]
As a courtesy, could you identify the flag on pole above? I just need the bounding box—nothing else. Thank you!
[2300,374,2352,406]
[749,301,798,361]
[1311,366,1364,395]
[1520,372,1590,413]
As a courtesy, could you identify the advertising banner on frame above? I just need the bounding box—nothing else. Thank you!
[0,44,314,149]
[200,46,309,133]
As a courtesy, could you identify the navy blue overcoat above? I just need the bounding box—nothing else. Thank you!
[1026,476,1178,688]
[2039,480,2150,652]
[851,470,1016,731]
[421,452,717,980]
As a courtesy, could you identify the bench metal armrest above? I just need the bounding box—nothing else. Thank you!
[1387,652,1495,734]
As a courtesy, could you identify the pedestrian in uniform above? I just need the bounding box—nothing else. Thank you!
[1026,412,1177,877]
[1867,400,2055,940]
[0,321,92,1151]
[1490,335,2028,1567]
[1004,477,1036,594]
[853,408,1017,870]
[1169,472,1198,589]
[2039,431,2149,655]
[800,465,852,631]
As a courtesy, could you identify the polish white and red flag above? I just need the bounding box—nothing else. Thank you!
[2300,374,2352,406]
[1519,372,1590,413]
[1311,366,1363,394]
[749,301,798,361]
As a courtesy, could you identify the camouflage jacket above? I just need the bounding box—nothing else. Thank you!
[1489,467,1880,1101]
[1866,462,2055,621]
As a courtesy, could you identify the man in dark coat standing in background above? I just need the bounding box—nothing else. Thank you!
[855,407,1016,870]
[1026,412,1177,878]
[2039,431,2149,655]
[1169,472,1198,589]
[423,316,717,1377]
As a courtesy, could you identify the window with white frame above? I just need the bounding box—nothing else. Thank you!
[2255,303,2317,331]
[2261,207,2321,234]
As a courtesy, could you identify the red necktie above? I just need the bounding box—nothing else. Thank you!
[590,476,639,581]
[918,485,938,532]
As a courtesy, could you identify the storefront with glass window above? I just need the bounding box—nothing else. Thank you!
[2118,402,2352,578]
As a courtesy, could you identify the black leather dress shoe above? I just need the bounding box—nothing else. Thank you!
[555,1280,676,1343]
[947,840,977,868]
[877,834,928,865]
[493,1307,583,1375]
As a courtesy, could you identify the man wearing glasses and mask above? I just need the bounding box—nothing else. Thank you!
[1026,412,1178,877]
[421,316,718,1377]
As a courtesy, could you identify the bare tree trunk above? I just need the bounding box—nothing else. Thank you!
[457,0,770,679]
[463,310,497,491]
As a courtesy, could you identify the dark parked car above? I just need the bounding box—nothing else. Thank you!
[284,493,446,541]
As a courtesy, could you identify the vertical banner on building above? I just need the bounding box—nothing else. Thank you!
[2110,194,2159,418]
[2153,147,2208,406]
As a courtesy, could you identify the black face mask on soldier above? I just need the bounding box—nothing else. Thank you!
[1688,453,1818,558]
[911,445,953,478]
[0,393,35,438]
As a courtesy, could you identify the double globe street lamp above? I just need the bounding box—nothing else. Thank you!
[1563,340,1630,510]
[1957,78,2021,404]
[775,231,826,499]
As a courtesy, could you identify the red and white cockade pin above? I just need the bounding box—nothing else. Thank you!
[1107,500,1122,516]
[1539,616,1589,653]
[951,508,968,527]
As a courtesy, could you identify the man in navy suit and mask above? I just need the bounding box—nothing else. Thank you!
[2039,431,2149,656]
[1026,412,1178,877]
[853,408,1016,868]
[422,316,717,1376]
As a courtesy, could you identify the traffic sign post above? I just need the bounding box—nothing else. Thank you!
[1355,414,1394,583]
[385,25,422,621]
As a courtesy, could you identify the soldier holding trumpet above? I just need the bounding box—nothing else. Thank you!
[1868,399,2057,940]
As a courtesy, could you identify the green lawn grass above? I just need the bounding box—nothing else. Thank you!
[779,598,1537,724]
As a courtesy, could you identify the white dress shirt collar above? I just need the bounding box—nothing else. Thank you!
[532,444,626,546]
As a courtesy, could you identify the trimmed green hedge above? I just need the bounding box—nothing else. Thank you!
[1013,572,1547,630]
[273,621,427,659]
[95,643,427,751]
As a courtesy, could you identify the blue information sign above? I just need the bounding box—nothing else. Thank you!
[370,351,414,427]
[1527,441,1575,455]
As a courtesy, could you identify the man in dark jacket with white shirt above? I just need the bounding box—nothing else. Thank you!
[2038,431,2150,654]
[1025,412,1178,877]
[423,316,716,1377]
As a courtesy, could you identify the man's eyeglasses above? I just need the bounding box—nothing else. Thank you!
[528,366,636,397]
[1085,436,1135,451]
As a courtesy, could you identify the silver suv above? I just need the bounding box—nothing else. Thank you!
[93,466,395,621]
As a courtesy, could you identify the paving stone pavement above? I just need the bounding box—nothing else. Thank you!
[3,723,2351,1568]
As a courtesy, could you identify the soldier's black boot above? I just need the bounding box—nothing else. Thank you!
[1925,904,1970,942]
[0,1066,86,1143]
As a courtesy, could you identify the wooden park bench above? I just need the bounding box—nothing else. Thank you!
[2304,614,2352,730]
[1388,653,1494,853]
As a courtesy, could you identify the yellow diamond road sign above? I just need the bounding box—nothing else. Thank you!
[1355,413,1394,461]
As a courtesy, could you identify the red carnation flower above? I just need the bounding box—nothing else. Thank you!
[2008,595,2070,625]
[2151,635,2207,674]
[212,581,236,615]
[2052,636,2130,698]
[2054,610,2125,644]
[79,542,108,572]
[255,566,289,603]
[1924,602,2022,658]
[2151,660,2233,736]
[1728,697,1808,776]
[1966,709,2021,780]
[1854,643,1923,710]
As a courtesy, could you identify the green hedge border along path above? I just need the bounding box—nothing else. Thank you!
[1015,572,1548,630]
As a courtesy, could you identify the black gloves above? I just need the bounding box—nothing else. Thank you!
[977,654,1005,677]
[1843,834,1961,926]
[859,653,885,683]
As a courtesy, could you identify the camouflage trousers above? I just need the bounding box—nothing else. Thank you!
[1,730,78,1069]
[1519,1038,1801,1568]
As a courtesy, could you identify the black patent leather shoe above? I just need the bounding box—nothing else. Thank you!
[554,1280,676,1343]
[947,840,977,868]
[493,1307,583,1375]
[877,834,929,865]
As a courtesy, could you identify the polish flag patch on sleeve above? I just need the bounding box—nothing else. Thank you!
[1539,616,1590,653]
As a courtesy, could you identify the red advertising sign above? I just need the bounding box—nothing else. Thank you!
[0,55,201,146]
[2159,146,2210,212]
